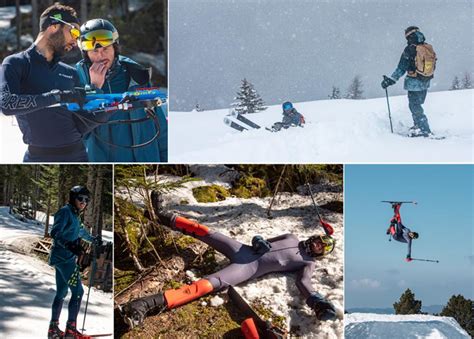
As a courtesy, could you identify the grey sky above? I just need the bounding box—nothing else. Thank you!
[169,0,473,111]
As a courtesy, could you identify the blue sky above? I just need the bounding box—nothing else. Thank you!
[345,165,473,309]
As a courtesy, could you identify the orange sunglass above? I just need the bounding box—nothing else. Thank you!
[49,16,80,40]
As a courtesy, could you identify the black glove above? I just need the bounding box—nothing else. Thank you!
[251,235,272,254]
[65,238,83,256]
[49,88,86,108]
[307,293,337,321]
[381,75,396,89]
[93,234,102,247]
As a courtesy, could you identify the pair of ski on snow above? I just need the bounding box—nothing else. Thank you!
[224,110,282,132]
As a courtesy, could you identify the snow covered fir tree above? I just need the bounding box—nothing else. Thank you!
[328,86,341,99]
[231,78,267,114]
[346,75,364,99]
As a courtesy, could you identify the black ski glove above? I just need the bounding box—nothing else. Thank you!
[93,234,102,247]
[381,75,396,89]
[306,293,337,321]
[47,88,86,108]
[65,238,83,256]
[251,235,272,254]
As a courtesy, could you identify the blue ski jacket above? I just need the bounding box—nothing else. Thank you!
[0,44,88,160]
[390,32,431,92]
[282,108,304,126]
[48,204,94,266]
[75,55,168,162]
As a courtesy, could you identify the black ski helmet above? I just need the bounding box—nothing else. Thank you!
[405,26,419,38]
[79,19,119,61]
[69,185,90,204]
[409,231,419,239]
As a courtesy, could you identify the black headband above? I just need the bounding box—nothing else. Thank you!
[40,11,79,31]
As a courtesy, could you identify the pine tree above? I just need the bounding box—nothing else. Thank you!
[346,75,364,99]
[440,295,473,337]
[328,86,341,99]
[231,78,267,114]
[393,288,422,314]
[450,76,461,90]
[461,72,472,89]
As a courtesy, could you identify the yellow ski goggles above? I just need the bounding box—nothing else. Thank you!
[79,30,119,51]
[319,235,335,255]
[49,16,80,40]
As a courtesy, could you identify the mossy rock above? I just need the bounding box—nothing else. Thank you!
[192,185,230,203]
[230,175,271,198]
[114,269,137,293]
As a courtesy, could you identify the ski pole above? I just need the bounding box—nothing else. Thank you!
[267,165,286,219]
[306,182,334,235]
[411,258,439,263]
[82,242,98,332]
[383,80,394,133]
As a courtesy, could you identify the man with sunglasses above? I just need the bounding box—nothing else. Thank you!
[48,185,100,338]
[75,19,168,162]
[120,204,338,329]
[0,4,89,162]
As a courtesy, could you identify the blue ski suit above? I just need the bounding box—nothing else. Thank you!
[48,204,94,323]
[75,56,168,162]
[0,44,89,162]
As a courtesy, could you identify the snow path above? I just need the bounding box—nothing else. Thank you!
[345,313,470,338]
[119,168,344,338]
[0,206,113,338]
[170,89,473,163]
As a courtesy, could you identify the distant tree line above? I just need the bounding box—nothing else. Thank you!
[450,72,472,90]
[0,165,112,237]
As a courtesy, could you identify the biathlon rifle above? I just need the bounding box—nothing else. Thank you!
[65,88,167,113]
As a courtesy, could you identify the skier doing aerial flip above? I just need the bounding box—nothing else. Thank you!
[120,191,338,328]
[385,202,419,262]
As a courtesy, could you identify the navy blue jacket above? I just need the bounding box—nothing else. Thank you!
[0,44,85,148]
[76,56,168,162]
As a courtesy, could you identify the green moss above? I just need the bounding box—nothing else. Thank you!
[192,185,230,203]
[252,299,287,330]
[114,269,137,292]
[175,235,197,250]
[231,175,271,198]
[163,279,183,290]
[179,199,190,205]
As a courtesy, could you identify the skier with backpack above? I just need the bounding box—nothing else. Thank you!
[385,202,419,262]
[381,26,437,137]
[119,192,338,329]
[270,101,305,132]
[47,186,100,339]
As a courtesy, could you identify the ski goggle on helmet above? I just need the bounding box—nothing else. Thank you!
[282,101,293,111]
[304,235,335,257]
[79,29,119,51]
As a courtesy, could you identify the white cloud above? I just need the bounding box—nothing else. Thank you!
[350,278,381,289]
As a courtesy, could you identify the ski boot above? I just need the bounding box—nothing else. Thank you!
[307,293,337,321]
[64,321,87,338]
[119,293,166,329]
[47,321,64,339]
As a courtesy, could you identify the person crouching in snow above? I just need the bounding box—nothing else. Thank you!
[119,192,338,329]
[270,101,305,132]
[47,186,100,339]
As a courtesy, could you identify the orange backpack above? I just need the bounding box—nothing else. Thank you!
[409,43,437,78]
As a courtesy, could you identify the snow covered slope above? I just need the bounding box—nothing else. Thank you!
[345,313,470,339]
[169,89,473,163]
[0,207,113,338]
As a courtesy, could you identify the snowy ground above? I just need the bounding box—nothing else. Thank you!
[118,165,344,338]
[0,5,31,29]
[345,313,470,338]
[169,89,473,163]
[0,206,113,338]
